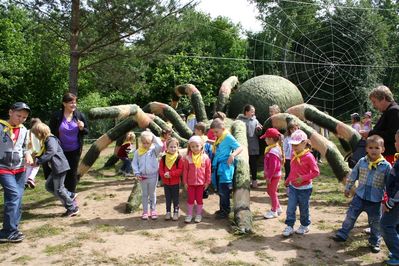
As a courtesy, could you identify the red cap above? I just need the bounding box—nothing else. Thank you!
[260,128,281,139]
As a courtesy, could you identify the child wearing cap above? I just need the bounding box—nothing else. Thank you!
[211,118,243,219]
[260,128,284,219]
[363,111,372,132]
[0,102,33,243]
[282,129,320,237]
[183,136,211,223]
[351,113,362,133]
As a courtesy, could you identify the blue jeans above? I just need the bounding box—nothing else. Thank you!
[336,194,381,246]
[380,205,399,258]
[45,171,76,211]
[218,183,233,215]
[120,157,132,173]
[285,185,312,227]
[0,172,26,237]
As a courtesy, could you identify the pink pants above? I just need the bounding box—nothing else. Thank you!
[187,185,204,205]
[267,176,281,211]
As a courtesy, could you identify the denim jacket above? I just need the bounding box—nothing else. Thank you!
[346,156,391,203]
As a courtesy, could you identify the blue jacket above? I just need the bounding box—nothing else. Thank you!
[211,134,240,185]
[346,156,391,203]
[385,160,399,209]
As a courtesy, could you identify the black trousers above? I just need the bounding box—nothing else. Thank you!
[164,184,180,213]
[63,149,81,193]
[249,155,259,181]
[284,159,291,180]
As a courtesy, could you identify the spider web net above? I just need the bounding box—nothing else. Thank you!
[251,1,398,119]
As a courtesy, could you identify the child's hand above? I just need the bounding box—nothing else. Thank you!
[204,184,209,190]
[227,155,235,165]
[265,178,270,185]
[77,119,85,130]
[294,176,303,185]
[164,172,170,178]
[184,184,188,190]
[344,190,351,198]
[382,204,390,213]
[25,154,33,165]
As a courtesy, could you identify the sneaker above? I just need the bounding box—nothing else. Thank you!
[369,244,380,253]
[386,258,399,266]
[296,225,310,235]
[141,212,149,220]
[26,178,35,189]
[62,207,79,217]
[332,235,346,242]
[185,215,192,223]
[251,180,258,188]
[151,211,158,220]
[194,215,202,223]
[0,231,24,243]
[165,212,171,220]
[282,226,294,237]
[264,210,278,219]
[215,211,228,220]
[277,207,283,216]
[172,212,179,221]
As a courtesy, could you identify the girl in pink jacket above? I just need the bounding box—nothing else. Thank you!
[183,136,211,223]
[260,128,284,219]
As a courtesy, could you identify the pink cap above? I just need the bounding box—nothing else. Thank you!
[289,129,308,145]
[364,111,372,117]
[188,135,203,144]
[260,128,281,139]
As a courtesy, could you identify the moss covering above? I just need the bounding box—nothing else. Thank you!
[228,75,304,124]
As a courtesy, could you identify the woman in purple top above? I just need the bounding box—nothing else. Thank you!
[48,93,88,192]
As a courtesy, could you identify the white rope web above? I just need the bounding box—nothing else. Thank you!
[251,1,399,119]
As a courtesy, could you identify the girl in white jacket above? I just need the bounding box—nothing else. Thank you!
[132,131,163,220]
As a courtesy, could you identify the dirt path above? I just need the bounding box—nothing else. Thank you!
[0,155,389,265]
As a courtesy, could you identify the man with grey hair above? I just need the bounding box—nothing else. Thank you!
[361,85,399,165]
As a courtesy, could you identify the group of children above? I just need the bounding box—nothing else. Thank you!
[130,117,242,223]
[351,111,372,132]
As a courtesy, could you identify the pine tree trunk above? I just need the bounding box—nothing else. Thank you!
[125,179,142,213]
[175,84,208,123]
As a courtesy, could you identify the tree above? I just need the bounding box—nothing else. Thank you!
[13,0,195,95]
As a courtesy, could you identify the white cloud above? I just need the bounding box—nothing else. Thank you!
[194,0,262,32]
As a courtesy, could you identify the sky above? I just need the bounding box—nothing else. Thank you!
[194,0,263,32]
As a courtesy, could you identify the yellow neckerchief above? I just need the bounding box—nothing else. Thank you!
[192,152,202,168]
[35,135,53,157]
[212,129,228,153]
[264,143,277,154]
[394,153,399,162]
[165,152,178,169]
[122,141,131,147]
[187,114,196,121]
[0,119,23,143]
[368,155,385,170]
[137,146,149,156]
[292,148,310,164]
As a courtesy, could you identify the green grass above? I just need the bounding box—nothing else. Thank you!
[255,250,276,262]
[44,241,83,255]
[27,224,63,239]
[94,224,125,235]
[12,255,33,265]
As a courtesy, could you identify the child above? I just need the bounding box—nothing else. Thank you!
[31,122,79,217]
[186,110,197,132]
[283,129,320,236]
[25,118,42,189]
[236,104,263,188]
[183,136,211,223]
[260,128,284,219]
[269,104,281,117]
[117,132,135,177]
[283,122,299,182]
[160,128,172,153]
[194,122,213,160]
[380,130,399,264]
[333,135,391,253]
[363,111,372,132]
[207,111,226,142]
[351,113,362,133]
[159,138,183,221]
[211,118,243,219]
[0,102,33,243]
[132,131,163,220]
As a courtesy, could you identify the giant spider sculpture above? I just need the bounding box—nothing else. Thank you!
[77,75,360,234]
